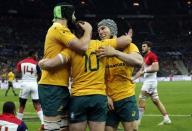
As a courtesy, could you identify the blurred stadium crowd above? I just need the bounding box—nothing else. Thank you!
[0,15,191,77]
[0,0,192,78]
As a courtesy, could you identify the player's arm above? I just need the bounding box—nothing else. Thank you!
[115,28,133,49]
[107,96,114,111]
[38,54,68,70]
[144,62,159,73]
[36,65,41,82]
[132,64,145,81]
[16,62,22,79]
[39,48,71,70]
[67,21,92,52]
[97,46,143,66]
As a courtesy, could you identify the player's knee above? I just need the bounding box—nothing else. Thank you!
[139,95,146,106]
[19,98,27,107]
[32,99,41,111]
[123,122,136,131]
[152,98,159,105]
[139,94,147,101]
[60,115,69,130]
[32,99,40,104]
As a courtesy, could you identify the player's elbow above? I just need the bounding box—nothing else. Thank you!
[69,41,88,52]
[152,66,159,72]
[155,67,159,72]
[133,54,143,66]
[116,35,132,49]
[137,57,143,66]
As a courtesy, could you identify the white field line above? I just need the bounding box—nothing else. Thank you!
[144,114,191,117]
[23,112,192,117]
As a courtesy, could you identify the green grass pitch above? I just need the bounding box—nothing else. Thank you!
[0,81,192,131]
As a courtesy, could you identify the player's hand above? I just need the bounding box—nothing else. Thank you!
[38,59,49,69]
[78,21,92,33]
[125,28,133,44]
[125,28,133,37]
[140,70,145,75]
[96,46,118,59]
[107,96,114,111]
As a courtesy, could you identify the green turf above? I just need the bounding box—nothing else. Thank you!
[0,81,192,131]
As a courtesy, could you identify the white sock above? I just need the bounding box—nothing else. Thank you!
[37,110,44,124]
[17,112,24,120]
[138,107,145,120]
[163,114,170,120]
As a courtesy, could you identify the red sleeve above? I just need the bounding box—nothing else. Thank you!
[150,53,158,63]
[16,61,21,73]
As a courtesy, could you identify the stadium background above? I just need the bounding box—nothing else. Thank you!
[0,0,192,130]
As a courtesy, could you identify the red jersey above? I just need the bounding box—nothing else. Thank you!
[0,113,27,131]
[144,51,158,82]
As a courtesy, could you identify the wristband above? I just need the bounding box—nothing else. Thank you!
[58,54,64,64]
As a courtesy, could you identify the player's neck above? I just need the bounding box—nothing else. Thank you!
[55,19,67,27]
[144,50,150,56]
[147,50,151,54]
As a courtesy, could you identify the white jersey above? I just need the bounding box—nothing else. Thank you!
[0,114,28,131]
[143,51,158,82]
[17,58,40,82]
[144,65,157,82]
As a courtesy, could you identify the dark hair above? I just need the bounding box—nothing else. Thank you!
[3,101,16,114]
[28,50,36,57]
[142,41,153,48]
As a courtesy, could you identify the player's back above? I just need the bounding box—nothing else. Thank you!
[39,22,75,86]
[63,39,116,96]
[17,58,38,82]
[8,72,15,82]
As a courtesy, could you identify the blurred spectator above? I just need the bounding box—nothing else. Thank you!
[0,101,28,131]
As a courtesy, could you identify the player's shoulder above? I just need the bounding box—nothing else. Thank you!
[88,39,101,47]
[123,42,139,52]
[0,114,22,125]
[127,42,138,49]
[149,51,158,57]
[19,58,37,65]
[51,22,70,32]
[130,42,137,46]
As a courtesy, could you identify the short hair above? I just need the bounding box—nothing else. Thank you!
[3,101,16,114]
[28,50,36,57]
[98,19,118,36]
[142,41,153,48]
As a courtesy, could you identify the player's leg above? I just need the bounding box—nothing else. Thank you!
[17,98,27,120]
[105,109,119,131]
[10,82,17,96]
[31,82,44,128]
[116,96,139,131]
[137,83,150,124]
[38,84,70,131]
[69,122,87,131]
[89,121,106,131]
[69,96,88,131]
[87,95,107,131]
[17,82,29,120]
[32,99,44,125]
[5,82,11,96]
[150,87,171,125]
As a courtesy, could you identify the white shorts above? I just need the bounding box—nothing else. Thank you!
[19,81,39,100]
[141,81,159,99]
